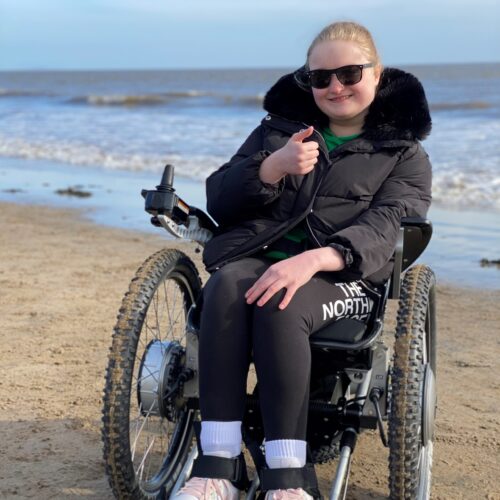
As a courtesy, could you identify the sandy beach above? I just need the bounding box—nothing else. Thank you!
[1,200,499,499]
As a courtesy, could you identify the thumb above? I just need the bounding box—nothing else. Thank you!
[291,126,314,143]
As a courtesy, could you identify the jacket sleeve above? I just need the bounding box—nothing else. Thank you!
[326,144,432,279]
[206,125,285,226]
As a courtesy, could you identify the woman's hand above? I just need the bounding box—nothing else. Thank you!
[259,126,320,184]
[245,247,345,310]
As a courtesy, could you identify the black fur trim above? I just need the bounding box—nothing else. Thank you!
[263,67,432,141]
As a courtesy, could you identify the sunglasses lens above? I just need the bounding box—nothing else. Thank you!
[309,70,331,89]
[336,66,362,85]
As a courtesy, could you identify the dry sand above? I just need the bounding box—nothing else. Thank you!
[1,201,499,499]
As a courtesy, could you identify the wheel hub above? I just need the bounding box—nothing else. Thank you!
[422,364,437,444]
[137,340,184,419]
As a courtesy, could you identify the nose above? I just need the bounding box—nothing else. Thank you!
[328,74,344,93]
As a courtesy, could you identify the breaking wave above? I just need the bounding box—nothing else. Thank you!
[430,101,493,111]
[0,136,220,181]
[0,88,52,97]
[1,136,499,210]
[68,91,264,107]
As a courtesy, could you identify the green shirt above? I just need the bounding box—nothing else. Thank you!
[322,127,360,152]
[263,128,360,260]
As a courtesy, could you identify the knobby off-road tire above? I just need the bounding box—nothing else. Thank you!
[311,442,340,465]
[102,249,202,499]
[388,264,437,500]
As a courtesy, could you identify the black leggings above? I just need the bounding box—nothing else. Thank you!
[198,257,373,441]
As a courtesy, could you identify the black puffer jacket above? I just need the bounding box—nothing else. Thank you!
[203,68,432,285]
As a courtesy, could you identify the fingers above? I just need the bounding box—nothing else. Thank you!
[292,143,319,173]
[296,152,319,174]
[245,269,285,307]
[291,125,314,143]
[244,277,267,304]
[296,160,317,175]
[245,275,274,305]
[279,286,297,310]
[296,148,320,162]
[254,282,284,307]
[246,280,297,310]
[302,141,320,152]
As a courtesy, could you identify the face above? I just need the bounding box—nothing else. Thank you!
[308,40,381,129]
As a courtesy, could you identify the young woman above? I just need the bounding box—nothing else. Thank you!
[175,21,432,500]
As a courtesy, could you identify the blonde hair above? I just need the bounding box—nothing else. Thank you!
[306,21,382,71]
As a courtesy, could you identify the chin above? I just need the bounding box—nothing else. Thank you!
[327,110,358,122]
[326,106,368,124]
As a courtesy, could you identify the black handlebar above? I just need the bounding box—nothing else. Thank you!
[141,164,218,233]
[141,164,190,226]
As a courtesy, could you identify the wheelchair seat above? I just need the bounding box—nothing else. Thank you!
[309,318,367,344]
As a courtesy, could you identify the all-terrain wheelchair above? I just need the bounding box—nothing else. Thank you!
[102,165,437,500]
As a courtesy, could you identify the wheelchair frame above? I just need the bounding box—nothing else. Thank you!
[101,165,437,500]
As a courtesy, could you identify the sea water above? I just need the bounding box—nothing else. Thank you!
[1,65,499,288]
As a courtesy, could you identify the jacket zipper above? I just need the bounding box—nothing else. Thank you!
[213,166,331,270]
[211,118,334,270]
[305,212,322,248]
[212,217,305,270]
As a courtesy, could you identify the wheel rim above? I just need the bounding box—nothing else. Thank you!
[417,299,436,499]
[416,440,433,500]
[129,271,196,493]
[425,285,437,374]
[421,365,436,444]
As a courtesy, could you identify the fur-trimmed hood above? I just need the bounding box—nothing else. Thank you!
[263,67,432,142]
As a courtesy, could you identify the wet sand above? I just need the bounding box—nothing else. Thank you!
[1,201,499,499]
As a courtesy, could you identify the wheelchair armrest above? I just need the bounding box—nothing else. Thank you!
[400,217,432,272]
[388,217,432,300]
[189,206,218,234]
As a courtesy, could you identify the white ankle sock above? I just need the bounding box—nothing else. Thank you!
[265,439,307,469]
[200,421,242,459]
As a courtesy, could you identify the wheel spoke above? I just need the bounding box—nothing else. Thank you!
[137,437,156,481]
[131,399,157,461]
[165,281,175,341]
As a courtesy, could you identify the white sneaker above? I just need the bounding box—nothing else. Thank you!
[265,488,313,500]
[173,476,240,500]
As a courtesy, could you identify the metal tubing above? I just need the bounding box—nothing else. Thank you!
[169,445,198,498]
[329,445,352,500]
[246,475,260,500]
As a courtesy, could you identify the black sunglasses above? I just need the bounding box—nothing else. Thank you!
[305,63,375,89]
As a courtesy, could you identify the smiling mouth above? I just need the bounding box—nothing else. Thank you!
[328,95,351,102]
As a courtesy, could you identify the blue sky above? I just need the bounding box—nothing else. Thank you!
[1,0,499,70]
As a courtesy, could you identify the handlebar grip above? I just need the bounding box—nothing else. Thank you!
[157,164,175,192]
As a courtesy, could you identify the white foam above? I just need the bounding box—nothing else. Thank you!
[86,94,166,105]
[68,91,263,107]
[432,171,500,210]
[2,135,500,210]
[0,136,221,181]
